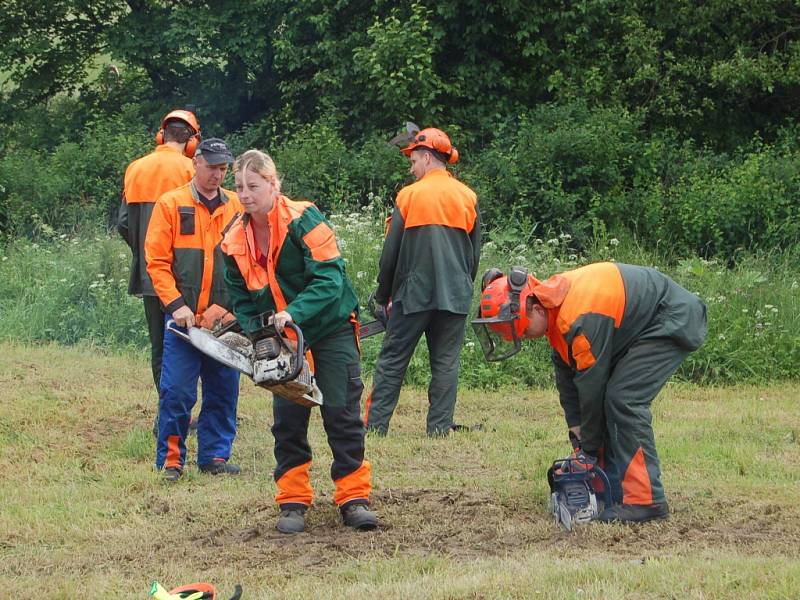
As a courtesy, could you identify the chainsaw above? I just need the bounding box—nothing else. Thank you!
[167,306,387,408]
[547,456,612,531]
[167,313,323,407]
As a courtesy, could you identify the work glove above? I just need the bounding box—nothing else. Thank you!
[368,290,389,325]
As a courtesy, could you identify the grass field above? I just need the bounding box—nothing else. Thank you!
[1,342,799,599]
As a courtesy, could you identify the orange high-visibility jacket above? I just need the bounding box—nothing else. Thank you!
[119,145,194,296]
[145,181,242,317]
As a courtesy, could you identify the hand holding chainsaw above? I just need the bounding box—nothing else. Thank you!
[269,310,293,333]
[172,305,195,328]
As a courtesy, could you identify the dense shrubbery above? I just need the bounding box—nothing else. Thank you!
[3,103,798,264]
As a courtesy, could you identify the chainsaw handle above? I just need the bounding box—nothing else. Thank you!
[278,321,306,383]
[165,319,190,343]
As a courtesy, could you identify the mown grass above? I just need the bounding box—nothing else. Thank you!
[1,343,798,599]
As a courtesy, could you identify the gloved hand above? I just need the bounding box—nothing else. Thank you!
[368,291,389,325]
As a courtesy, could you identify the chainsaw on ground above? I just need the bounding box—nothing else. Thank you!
[547,455,612,532]
[167,313,324,407]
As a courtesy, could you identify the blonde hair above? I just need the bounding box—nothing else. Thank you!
[233,149,281,190]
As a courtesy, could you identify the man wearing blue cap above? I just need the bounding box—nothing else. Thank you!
[145,137,244,481]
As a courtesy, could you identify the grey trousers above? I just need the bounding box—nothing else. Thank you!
[602,337,690,505]
[365,306,467,435]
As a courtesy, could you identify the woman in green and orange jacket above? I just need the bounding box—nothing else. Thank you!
[221,149,377,534]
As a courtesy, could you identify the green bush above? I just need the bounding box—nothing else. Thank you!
[463,102,647,246]
[657,142,800,256]
[2,208,797,387]
[0,104,150,236]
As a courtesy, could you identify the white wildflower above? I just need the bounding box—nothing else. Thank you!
[547,238,559,246]
[718,334,726,340]
[356,271,366,279]
[609,238,620,246]
[742,309,748,313]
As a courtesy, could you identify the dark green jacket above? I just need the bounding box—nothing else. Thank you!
[376,169,481,315]
[221,196,358,346]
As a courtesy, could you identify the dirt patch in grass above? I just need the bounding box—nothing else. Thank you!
[167,486,800,573]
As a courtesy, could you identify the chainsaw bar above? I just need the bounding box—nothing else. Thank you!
[166,321,254,376]
[359,319,386,339]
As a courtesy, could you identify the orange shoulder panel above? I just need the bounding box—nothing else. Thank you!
[303,222,340,261]
[556,263,626,332]
[124,147,193,204]
[396,171,477,232]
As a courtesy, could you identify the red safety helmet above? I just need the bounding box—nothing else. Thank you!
[155,109,201,157]
[401,127,459,164]
[471,267,540,361]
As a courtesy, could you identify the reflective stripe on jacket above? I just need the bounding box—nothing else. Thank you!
[145,181,242,316]
[221,195,358,346]
[118,145,194,296]
[376,169,481,314]
[541,262,708,450]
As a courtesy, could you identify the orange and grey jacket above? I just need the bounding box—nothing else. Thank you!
[221,195,358,346]
[376,169,481,314]
[537,262,708,452]
[118,145,194,296]
[145,181,242,316]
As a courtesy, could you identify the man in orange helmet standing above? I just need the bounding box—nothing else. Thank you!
[365,127,481,436]
[473,263,707,523]
[118,109,200,398]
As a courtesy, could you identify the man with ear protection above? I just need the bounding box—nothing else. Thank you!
[473,263,707,523]
[118,109,201,403]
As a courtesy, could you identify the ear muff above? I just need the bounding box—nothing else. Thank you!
[155,128,165,146]
[184,132,201,157]
[447,147,459,164]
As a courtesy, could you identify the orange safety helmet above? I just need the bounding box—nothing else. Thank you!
[155,109,201,157]
[471,267,540,361]
[401,127,459,164]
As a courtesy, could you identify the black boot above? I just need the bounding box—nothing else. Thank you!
[341,503,378,531]
[596,502,669,523]
[198,460,241,475]
[277,507,307,534]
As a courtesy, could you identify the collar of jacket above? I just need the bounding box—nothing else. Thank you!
[532,274,571,309]
[419,168,452,181]
[154,144,182,155]
[189,180,232,206]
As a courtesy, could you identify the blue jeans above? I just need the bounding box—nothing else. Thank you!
[155,315,240,469]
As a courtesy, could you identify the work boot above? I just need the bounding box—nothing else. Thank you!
[595,502,669,523]
[198,460,241,475]
[163,467,182,482]
[276,507,307,534]
[341,503,378,531]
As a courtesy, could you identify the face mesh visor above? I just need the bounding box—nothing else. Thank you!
[471,317,522,362]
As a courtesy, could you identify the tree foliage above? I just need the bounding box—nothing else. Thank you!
[1,0,800,257]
